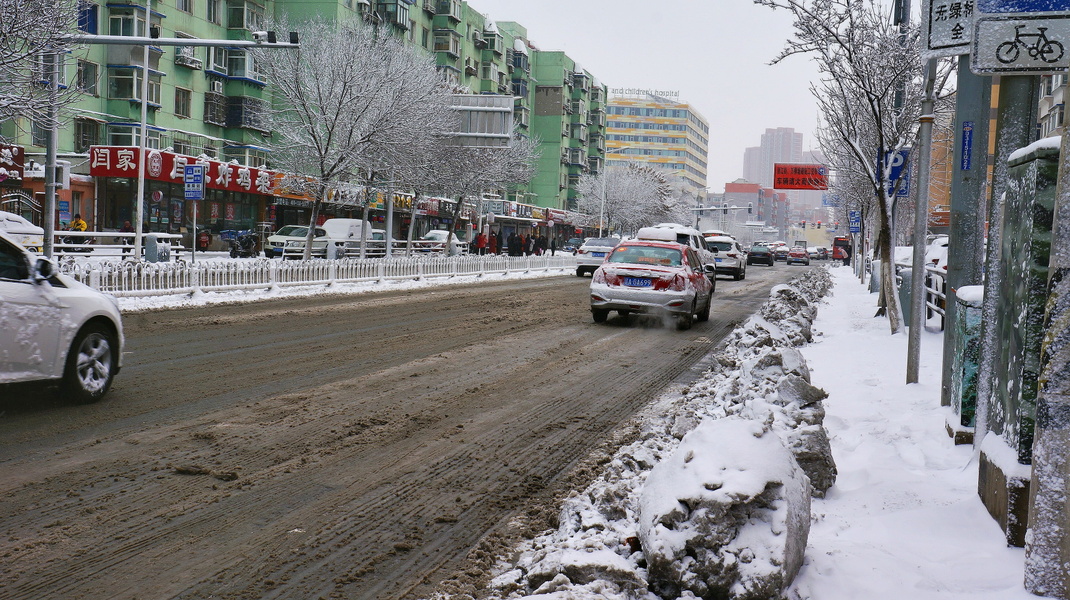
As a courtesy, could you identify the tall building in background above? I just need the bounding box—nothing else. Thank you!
[604,92,710,195]
[741,127,803,188]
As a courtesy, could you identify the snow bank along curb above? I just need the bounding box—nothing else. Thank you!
[484,268,835,600]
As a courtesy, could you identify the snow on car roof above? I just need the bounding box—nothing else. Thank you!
[635,227,678,242]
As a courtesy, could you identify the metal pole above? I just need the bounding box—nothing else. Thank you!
[385,180,395,258]
[43,52,59,258]
[907,58,939,384]
[941,55,991,406]
[132,0,153,259]
[598,173,606,237]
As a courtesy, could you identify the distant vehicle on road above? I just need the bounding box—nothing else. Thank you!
[747,245,775,266]
[575,237,621,277]
[704,235,747,280]
[787,247,811,266]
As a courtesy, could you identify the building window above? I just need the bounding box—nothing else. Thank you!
[74,119,102,152]
[108,67,161,105]
[177,0,193,13]
[76,60,99,95]
[31,121,49,147]
[33,52,66,87]
[109,8,146,37]
[227,0,265,31]
[78,1,99,33]
[175,88,192,118]
[207,46,228,75]
[227,49,262,82]
[107,125,161,148]
[207,0,222,24]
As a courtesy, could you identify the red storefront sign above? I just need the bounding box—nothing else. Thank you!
[773,163,829,190]
[89,146,276,196]
[0,144,25,183]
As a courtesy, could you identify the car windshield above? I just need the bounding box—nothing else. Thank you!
[421,231,447,241]
[608,245,682,267]
[584,238,619,247]
[275,226,304,236]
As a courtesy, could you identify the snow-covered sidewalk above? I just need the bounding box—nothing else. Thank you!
[791,267,1032,599]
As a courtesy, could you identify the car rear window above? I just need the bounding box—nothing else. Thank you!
[609,245,682,266]
[585,238,619,247]
[709,241,733,252]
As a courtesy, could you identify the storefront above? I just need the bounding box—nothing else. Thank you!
[90,146,279,247]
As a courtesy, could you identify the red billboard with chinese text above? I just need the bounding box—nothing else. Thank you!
[89,146,276,196]
[773,163,829,190]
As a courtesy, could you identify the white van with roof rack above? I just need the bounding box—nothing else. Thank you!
[638,223,718,282]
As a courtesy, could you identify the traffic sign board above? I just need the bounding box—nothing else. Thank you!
[184,164,204,201]
[923,0,975,58]
[978,0,1070,13]
[972,0,1070,73]
[849,210,862,234]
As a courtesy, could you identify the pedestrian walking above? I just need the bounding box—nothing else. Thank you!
[489,232,498,255]
[550,237,557,256]
[476,231,487,255]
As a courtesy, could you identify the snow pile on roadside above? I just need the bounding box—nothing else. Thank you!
[484,269,834,600]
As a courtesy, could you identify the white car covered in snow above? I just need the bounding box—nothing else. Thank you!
[0,230,124,402]
[0,210,44,253]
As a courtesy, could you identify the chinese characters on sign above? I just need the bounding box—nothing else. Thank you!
[773,163,829,190]
[89,146,276,196]
[925,0,976,57]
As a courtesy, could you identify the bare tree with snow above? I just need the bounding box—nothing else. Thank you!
[576,163,685,236]
[756,0,952,333]
[400,127,539,252]
[253,17,454,259]
[0,0,82,137]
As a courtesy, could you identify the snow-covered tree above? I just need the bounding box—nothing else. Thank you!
[253,17,454,259]
[756,0,952,333]
[576,163,687,235]
[0,0,81,137]
[399,127,539,252]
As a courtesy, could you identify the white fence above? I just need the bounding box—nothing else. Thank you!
[60,254,579,298]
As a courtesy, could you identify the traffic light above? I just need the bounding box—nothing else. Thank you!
[748,202,753,214]
[800,220,806,228]
[817,220,822,229]
[723,203,729,215]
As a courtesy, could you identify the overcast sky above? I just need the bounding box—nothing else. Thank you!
[471,0,825,194]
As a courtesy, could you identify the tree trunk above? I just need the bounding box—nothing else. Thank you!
[876,196,903,334]
[303,192,324,261]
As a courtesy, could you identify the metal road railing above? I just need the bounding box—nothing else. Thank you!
[60,254,578,298]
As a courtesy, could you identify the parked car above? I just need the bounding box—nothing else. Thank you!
[746,245,775,266]
[563,237,584,254]
[0,230,123,403]
[415,229,469,255]
[282,219,387,259]
[589,239,715,330]
[787,247,811,266]
[265,225,327,258]
[704,235,747,280]
[575,237,621,277]
[0,210,44,253]
[815,247,829,260]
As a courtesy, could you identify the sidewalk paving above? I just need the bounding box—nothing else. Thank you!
[790,267,1033,599]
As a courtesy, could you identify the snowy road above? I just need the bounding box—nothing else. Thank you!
[0,266,804,599]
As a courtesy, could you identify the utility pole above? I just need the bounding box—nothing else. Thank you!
[940,56,991,406]
[907,57,939,383]
[43,50,59,257]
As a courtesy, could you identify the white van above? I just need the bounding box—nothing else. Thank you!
[281,218,385,259]
[639,223,718,279]
[0,210,44,253]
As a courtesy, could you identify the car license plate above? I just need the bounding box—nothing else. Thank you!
[592,252,605,257]
[623,277,651,287]
[714,258,723,262]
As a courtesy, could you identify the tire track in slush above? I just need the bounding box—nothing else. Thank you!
[0,270,791,600]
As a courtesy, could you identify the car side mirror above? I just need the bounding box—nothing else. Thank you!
[34,257,56,282]
[704,264,717,273]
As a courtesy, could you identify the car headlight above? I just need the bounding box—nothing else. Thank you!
[285,240,303,247]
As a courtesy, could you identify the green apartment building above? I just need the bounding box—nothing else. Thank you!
[1,0,605,244]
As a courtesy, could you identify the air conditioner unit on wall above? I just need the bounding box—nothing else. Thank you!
[211,80,223,94]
